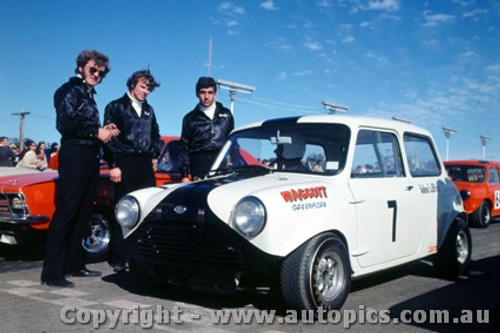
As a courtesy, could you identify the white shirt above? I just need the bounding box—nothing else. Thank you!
[128,92,143,117]
[199,103,216,120]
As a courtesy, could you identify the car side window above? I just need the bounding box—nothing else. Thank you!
[489,168,500,184]
[403,133,440,177]
[351,130,404,178]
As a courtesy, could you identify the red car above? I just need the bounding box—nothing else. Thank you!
[0,136,182,260]
[444,160,500,228]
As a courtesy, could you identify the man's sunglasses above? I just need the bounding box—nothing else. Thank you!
[89,67,107,78]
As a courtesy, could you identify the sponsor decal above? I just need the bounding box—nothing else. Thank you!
[427,244,438,253]
[292,201,327,211]
[280,186,328,211]
[280,186,327,202]
[418,183,439,194]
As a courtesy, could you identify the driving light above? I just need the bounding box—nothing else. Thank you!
[231,196,266,238]
[115,196,140,228]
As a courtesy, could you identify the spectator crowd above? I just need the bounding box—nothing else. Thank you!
[0,136,59,170]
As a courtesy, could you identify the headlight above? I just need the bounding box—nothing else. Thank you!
[7,194,27,215]
[115,196,140,228]
[230,196,266,238]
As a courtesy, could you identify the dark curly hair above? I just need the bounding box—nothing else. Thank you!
[75,49,110,76]
[127,70,160,92]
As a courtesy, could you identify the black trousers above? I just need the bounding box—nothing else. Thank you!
[41,143,100,279]
[108,155,155,265]
[190,151,218,180]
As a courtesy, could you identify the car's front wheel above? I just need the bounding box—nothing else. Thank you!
[82,209,112,262]
[434,217,471,278]
[281,233,351,312]
[471,201,491,228]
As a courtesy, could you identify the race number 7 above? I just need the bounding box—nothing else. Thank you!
[387,200,397,242]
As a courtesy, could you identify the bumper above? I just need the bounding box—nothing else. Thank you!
[0,216,49,245]
[127,216,282,291]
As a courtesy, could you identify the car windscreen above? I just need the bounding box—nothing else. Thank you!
[210,123,350,176]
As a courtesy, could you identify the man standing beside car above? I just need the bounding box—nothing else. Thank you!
[41,49,119,288]
[103,69,162,272]
[178,77,234,182]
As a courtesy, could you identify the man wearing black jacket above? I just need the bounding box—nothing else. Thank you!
[103,69,162,272]
[179,77,234,182]
[41,49,119,288]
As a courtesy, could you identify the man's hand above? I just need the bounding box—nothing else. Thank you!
[98,124,120,143]
[152,159,158,172]
[181,177,191,183]
[110,167,122,183]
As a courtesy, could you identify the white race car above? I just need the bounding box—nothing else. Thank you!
[116,114,470,311]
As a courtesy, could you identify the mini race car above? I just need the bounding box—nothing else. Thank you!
[444,160,500,228]
[116,114,470,311]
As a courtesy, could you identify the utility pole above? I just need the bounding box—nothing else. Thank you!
[208,37,213,76]
[11,110,30,150]
[480,135,491,160]
[442,127,457,161]
[216,79,255,115]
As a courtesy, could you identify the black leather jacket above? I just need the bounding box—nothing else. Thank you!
[55,77,101,146]
[179,102,234,178]
[103,93,162,168]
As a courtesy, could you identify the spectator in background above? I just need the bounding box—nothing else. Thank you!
[37,141,48,168]
[0,136,16,166]
[16,147,47,171]
[45,142,59,163]
[18,139,36,161]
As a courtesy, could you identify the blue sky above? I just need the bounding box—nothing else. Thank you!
[0,0,498,160]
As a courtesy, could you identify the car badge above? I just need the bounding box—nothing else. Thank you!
[173,205,187,215]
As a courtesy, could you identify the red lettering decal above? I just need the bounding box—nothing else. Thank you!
[280,191,293,202]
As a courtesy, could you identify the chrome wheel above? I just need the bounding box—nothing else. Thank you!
[82,213,111,255]
[314,250,345,301]
[455,230,469,264]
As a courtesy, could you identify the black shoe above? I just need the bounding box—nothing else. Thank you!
[66,268,102,277]
[41,277,75,288]
[111,262,128,273]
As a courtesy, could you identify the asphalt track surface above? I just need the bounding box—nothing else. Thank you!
[1,220,499,332]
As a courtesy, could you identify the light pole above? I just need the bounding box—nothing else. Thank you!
[442,127,457,161]
[322,101,348,114]
[11,110,31,150]
[216,79,255,115]
[480,135,491,160]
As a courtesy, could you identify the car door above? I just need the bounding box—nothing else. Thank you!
[348,129,420,269]
[487,165,500,217]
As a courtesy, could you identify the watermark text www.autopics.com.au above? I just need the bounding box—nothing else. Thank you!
[60,305,490,329]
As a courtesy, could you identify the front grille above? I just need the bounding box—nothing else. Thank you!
[0,193,9,214]
[131,219,244,268]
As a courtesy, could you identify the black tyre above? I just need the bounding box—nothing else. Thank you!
[434,217,471,278]
[281,233,351,312]
[82,210,112,262]
[471,201,491,228]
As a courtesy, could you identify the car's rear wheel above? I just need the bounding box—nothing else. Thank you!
[434,217,471,278]
[82,209,112,262]
[471,201,491,228]
[281,233,351,312]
